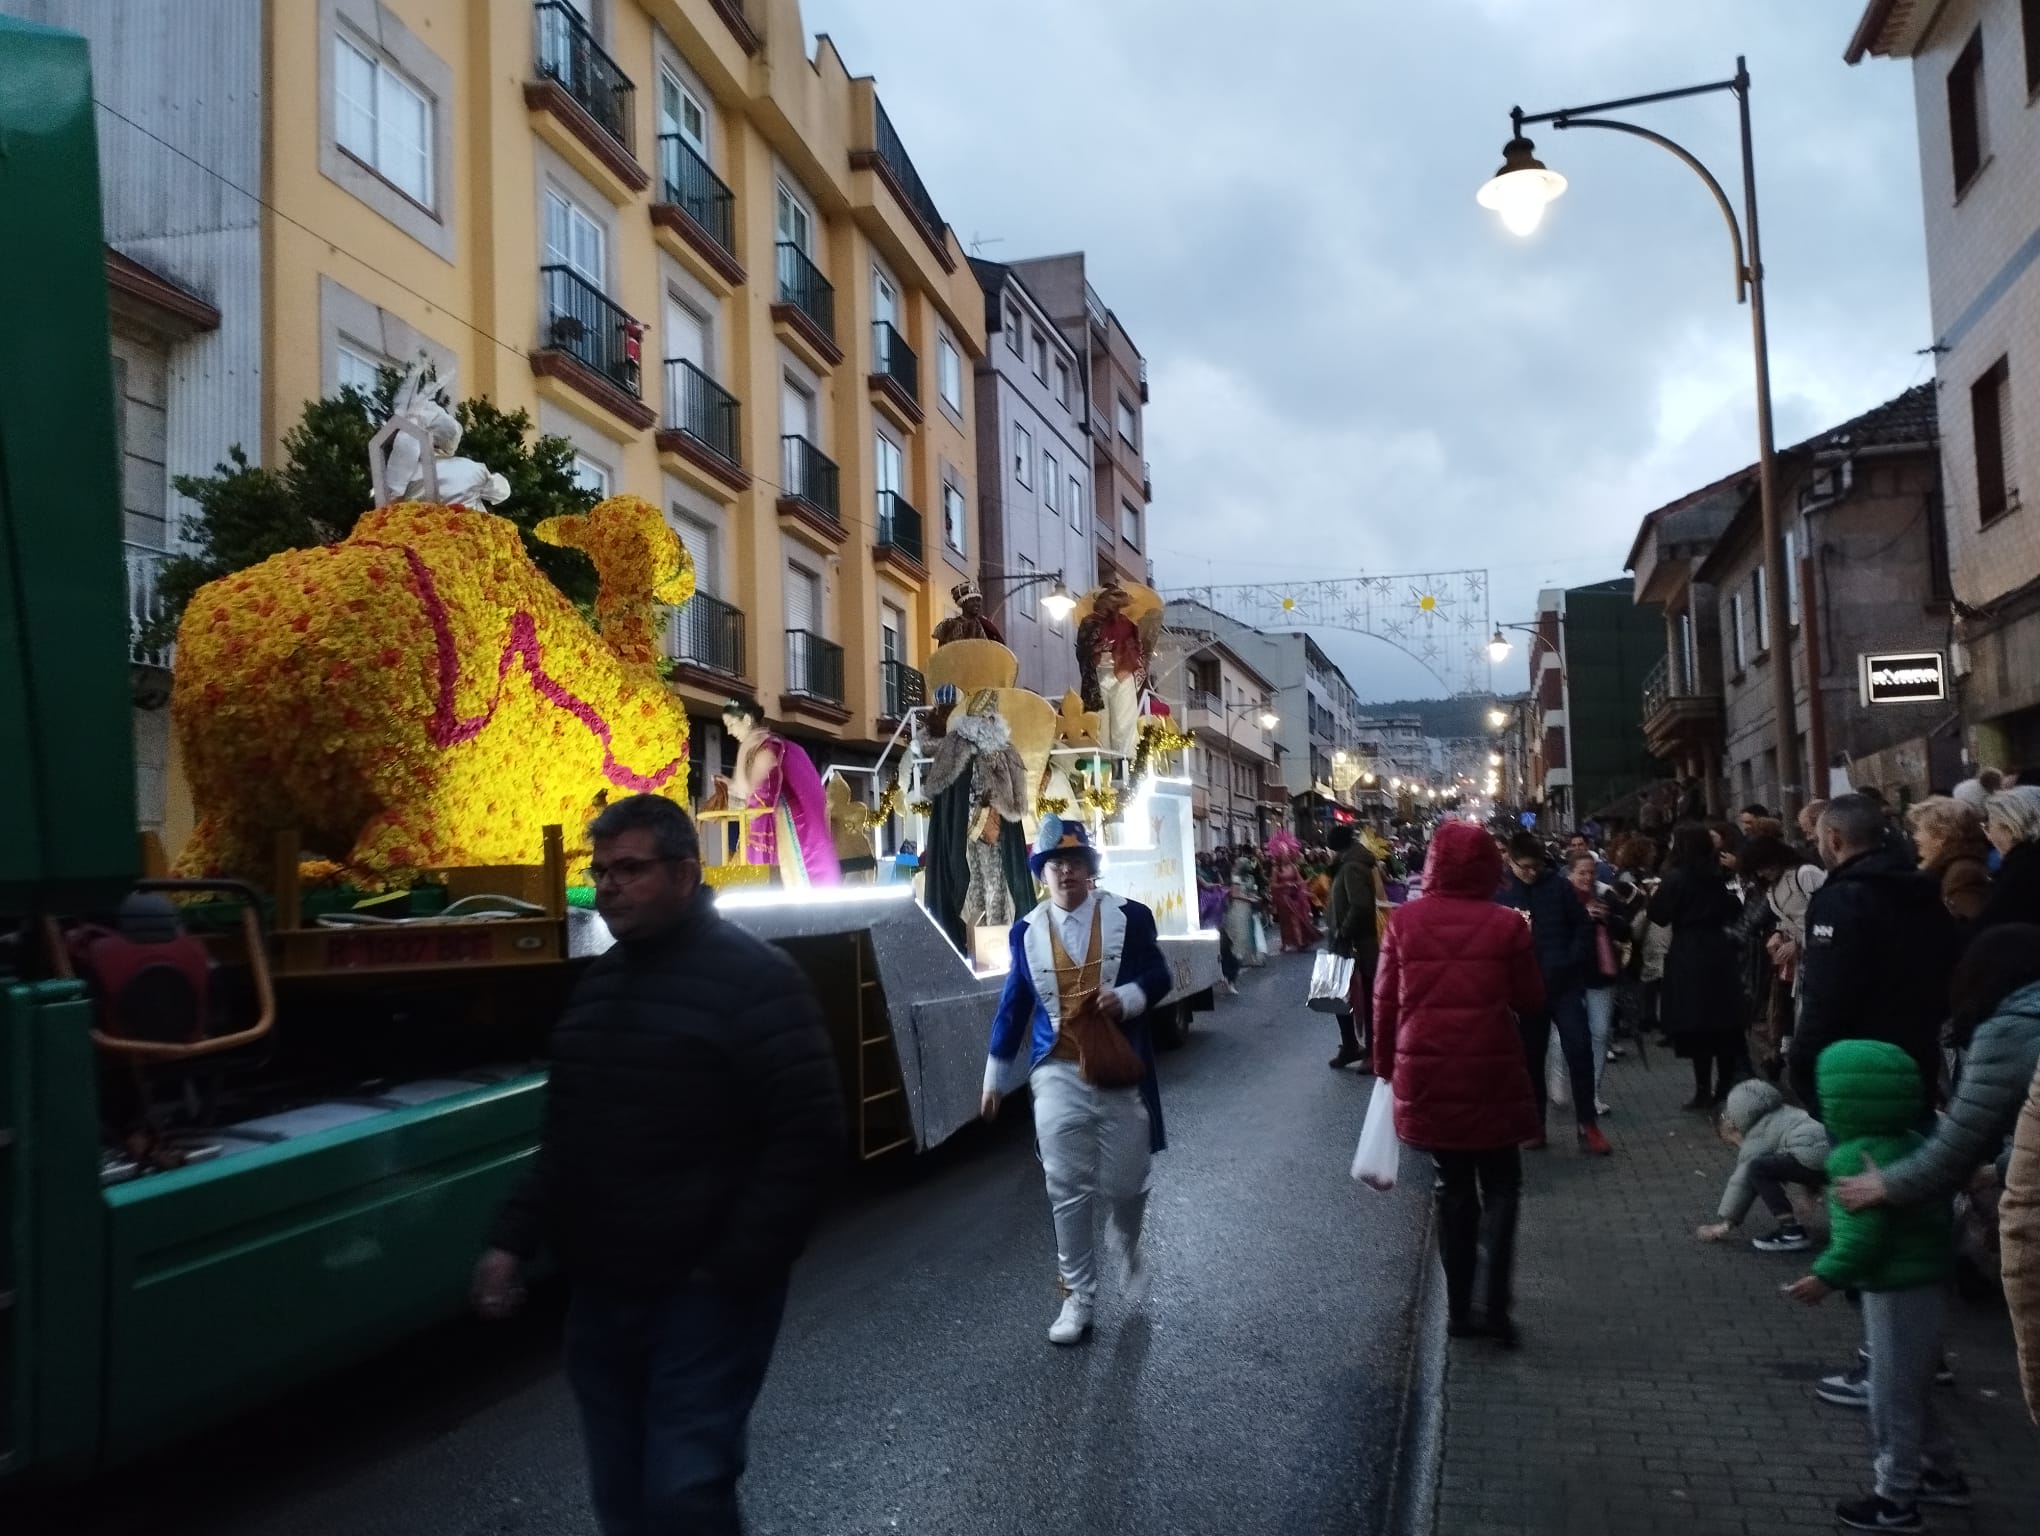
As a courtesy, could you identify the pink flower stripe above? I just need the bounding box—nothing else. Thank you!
[364,540,683,793]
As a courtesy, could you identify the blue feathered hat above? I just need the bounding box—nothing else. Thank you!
[1029,813,1099,878]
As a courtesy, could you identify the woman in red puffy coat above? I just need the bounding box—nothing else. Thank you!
[1373,819,1546,1344]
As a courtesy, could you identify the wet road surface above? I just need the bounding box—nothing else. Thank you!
[27,952,1432,1536]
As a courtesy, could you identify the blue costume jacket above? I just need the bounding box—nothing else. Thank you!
[984,894,1173,1152]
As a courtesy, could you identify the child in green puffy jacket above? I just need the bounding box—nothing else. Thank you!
[1783,1039,1965,1531]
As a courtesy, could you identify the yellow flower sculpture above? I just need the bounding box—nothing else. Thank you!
[172,495,695,886]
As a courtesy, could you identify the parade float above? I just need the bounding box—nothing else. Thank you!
[0,23,1212,1484]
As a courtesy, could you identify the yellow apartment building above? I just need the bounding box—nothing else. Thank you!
[59,0,987,820]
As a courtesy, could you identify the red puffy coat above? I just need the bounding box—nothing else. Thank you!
[1371,820,1545,1150]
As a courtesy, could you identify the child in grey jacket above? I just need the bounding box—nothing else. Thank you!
[1697,1079,1831,1253]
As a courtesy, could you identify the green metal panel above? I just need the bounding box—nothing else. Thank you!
[99,1076,545,1462]
[1,982,111,1482]
[0,18,138,912]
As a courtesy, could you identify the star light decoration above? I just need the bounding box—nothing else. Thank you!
[1167,570,1493,694]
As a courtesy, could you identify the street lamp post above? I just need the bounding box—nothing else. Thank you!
[1223,699,1279,847]
[1478,57,1798,818]
[977,566,1078,624]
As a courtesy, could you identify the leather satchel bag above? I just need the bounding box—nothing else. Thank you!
[1062,991,1147,1089]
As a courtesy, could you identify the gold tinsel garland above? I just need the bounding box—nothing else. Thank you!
[1078,785,1119,816]
[909,800,934,816]
[1037,795,1071,817]
[873,779,902,822]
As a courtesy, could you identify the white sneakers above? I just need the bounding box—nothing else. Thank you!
[1048,1295,1093,1345]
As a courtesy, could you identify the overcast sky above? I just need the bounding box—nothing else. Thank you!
[801,0,1931,702]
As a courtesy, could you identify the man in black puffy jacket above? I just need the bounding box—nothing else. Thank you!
[473,794,844,1536]
[1500,832,1607,1153]
[1792,794,1962,1120]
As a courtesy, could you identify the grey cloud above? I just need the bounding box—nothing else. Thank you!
[803,0,1930,698]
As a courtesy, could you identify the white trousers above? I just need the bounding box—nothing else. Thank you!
[1031,1058,1151,1303]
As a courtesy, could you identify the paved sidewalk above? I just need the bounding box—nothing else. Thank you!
[1431,1043,2040,1535]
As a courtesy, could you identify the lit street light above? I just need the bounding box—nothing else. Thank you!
[1477,58,1800,814]
[1476,136,1568,235]
[1040,581,1076,624]
[1488,628,1512,665]
[1487,708,1508,729]
[1489,752,1503,767]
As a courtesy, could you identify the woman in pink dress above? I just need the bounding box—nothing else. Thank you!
[1267,831,1317,952]
[715,696,840,885]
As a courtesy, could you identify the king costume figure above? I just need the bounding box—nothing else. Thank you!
[981,816,1172,1345]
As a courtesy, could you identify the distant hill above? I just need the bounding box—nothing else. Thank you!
[1356,696,1498,738]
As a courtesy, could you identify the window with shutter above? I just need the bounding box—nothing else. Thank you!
[1947,30,1987,192]
[1974,356,2013,524]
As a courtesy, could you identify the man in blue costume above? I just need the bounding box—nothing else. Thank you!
[981,816,1173,1344]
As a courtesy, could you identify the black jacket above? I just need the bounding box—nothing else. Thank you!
[1500,866,1594,996]
[1978,840,2040,932]
[489,888,845,1290]
[1790,846,1962,1117]
[1327,843,1382,963]
[1647,864,1744,1042]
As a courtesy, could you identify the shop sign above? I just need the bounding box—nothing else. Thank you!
[1859,651,1945,706]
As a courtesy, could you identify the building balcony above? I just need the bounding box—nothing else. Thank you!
[706,0,761,54]
[868,321,921,430]
[1143,459,1153,502]
[783,628,850,726]
[771,243,841,369]
[1640,653,1725,760]
[666,592,747,689]
[878,657,926,724]
[874,489,926,581]
[527,2,647,199]
[531,265,655,430]
[656,359,747,499]
[1139,356,1149,404]
[850,97,953,271]
[125,541,173,670]
[778,435,845,553]
[651,135,742,291]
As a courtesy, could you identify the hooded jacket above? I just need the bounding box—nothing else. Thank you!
[1326,840,1384,963]
[2000,1057,2040,1423]
[1716,1079,1831,1224]
[1790,845,1962,1117]
[1979,839,2040,932]
[1879,979,2040,1207]
[1812,1040,1953,1293]
[1372,822,1545,1150]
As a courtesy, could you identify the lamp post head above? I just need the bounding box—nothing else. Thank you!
[1257,709,1279,732]
[1487,627,1513,664]
[1487,707,1508,729]
[1477,135,1568,236]
[1040,581,1076,623]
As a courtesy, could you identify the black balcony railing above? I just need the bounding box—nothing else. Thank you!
[876,489,924,565]
[1642,653,1676,720]
[781,435,839,522]
[774,242,834,341]
[872,97,945,238]
[656,134,737,259]
[533,2,636,156]
[667,592,745,677]
[871,321,917,402]
[786,629,845,704]
[664,359,741,466]
[541,265,643,396]
[879,658,927,720]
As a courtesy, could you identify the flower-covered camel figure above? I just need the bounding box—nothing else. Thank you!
[172,494,694,884]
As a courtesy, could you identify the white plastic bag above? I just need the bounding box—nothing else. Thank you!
[1546,1033,1571,1109]
[1350,1078,1399,1191]
[1307,951,1355,1013]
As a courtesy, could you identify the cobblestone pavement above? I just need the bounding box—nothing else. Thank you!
[1432,1042,2040,1535]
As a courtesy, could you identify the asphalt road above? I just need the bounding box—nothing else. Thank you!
[33,952,1433,1536]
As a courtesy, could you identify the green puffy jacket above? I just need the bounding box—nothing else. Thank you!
[1880,980,2040,1207]
[1813,1039,1953,1293]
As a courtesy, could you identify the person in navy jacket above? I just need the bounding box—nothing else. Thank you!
[981,815,1172,1344]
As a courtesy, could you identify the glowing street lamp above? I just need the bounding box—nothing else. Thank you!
[1487,707,1508,729]
[1489,752,1503,767]
[1476,135,1569,236]
[1040,581,1076,623]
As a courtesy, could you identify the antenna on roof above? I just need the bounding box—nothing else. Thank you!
[967,232,1005,257]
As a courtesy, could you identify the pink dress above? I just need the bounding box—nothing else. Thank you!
[739,732,840,886]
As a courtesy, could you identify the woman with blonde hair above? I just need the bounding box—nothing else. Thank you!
[1980,786,2040,931]
[1907,795,1993,921]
